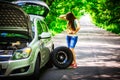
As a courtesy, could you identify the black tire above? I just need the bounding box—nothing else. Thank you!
[45,55,53,68]
[51,46,73,69]
[31,56,40,80]
[45,44,54,68]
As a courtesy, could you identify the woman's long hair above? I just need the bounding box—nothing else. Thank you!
[66,12,76,31]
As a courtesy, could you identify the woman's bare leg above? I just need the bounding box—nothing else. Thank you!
[70,48,77,64]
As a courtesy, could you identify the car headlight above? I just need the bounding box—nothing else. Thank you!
[12,47,32,60]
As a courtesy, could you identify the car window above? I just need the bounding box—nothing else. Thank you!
[30,21,34,32]
[14,1,50,17]
[40,21,48,32]
[36,20,43,34]
[22,5,45,16]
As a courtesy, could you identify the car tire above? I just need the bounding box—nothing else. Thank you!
[45,44,54,68]
[31,56,40,80]
[51,46,73,69]
[45,55,53,68]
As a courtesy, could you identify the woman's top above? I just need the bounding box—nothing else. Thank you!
[67,19,80,36]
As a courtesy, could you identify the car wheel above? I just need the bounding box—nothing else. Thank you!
[45,44,54,68]
[31,56,40,80]
[51,46,73,69]
[45,54,53,68]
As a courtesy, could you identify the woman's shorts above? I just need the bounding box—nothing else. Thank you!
[66,35,78,48]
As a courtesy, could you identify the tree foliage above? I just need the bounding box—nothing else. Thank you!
[42,0,85,35]
[3,0,120,35]
[84,0,120,34]
[5,0,120,35]
[43,0,120,35]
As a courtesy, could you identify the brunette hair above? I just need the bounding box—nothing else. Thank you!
[66,12,76,31]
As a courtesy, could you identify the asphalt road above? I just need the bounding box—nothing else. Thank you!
[1,15,120,80]
[38,15,120,80]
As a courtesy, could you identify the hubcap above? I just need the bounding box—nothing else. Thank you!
[56,51,68,64]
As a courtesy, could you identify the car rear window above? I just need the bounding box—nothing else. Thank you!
[21,4,45,16]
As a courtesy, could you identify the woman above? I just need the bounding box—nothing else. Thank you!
[59,12,80,68]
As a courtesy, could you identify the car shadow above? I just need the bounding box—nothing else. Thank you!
[0,66,120,80]
[0,66,51,80]
[39,66,120,80]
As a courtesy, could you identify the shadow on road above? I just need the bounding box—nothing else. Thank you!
[0,66,49,80]
[40,66,120,80]
[58,67,120,80]
[1,66,120,80]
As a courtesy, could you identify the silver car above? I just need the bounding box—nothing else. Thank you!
[0,1,54,78]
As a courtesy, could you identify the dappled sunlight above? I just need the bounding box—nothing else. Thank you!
[53,15,120,68]
[74,15,120,68]
[39,13,120,80]
[80,14,92,25]
[59,67,120,80]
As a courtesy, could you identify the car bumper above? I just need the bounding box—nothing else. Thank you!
[0,58,34,77]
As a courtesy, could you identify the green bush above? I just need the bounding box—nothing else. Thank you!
[85,0,120,35]
[16,0,120,35]
[44,0,85,36]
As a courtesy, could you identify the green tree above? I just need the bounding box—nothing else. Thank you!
[85,0,120,34]
[42,0,85,35]
[43,0,120,35]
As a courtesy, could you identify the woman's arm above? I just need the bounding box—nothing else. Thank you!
[59,14,67,20]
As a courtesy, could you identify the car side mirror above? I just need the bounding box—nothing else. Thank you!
[38,32,51,39]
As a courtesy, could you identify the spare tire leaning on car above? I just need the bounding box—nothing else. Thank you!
[51,46,73,69]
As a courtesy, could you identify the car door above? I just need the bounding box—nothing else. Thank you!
[40,20,52,53]
[36,19,50,65]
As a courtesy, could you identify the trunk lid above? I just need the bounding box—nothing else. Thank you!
[13,0,50,17]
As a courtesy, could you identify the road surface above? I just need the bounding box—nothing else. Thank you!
[39,15,120,80]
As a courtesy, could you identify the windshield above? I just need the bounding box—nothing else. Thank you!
[0,32,31,42]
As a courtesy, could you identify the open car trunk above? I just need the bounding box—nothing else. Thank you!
[12,0,50,17]
[0,1,33,42]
